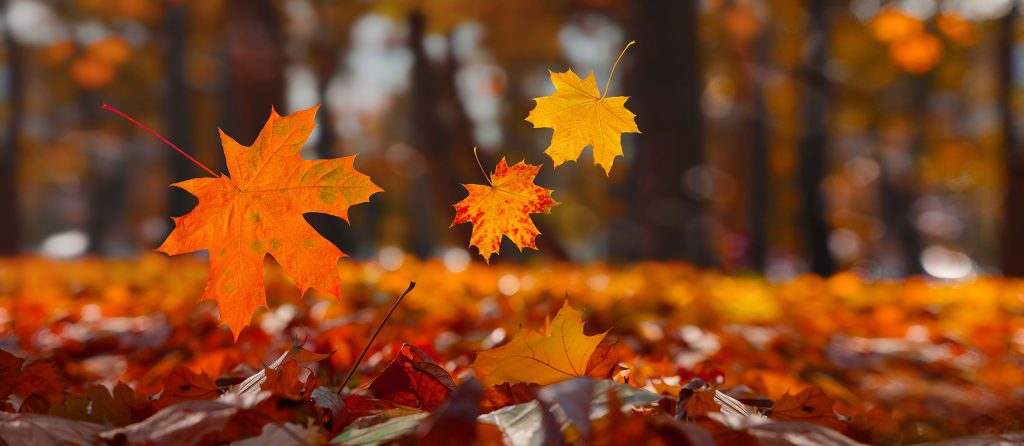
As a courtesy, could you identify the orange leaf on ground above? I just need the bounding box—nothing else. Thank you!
[157,105,382,338]
[585,338,625,380]
[155,366,220,409]
[481,382,537,413]
[11,360,67,410]
[471,301,606,386]
[770,386,845,430]
[0,350,25,407]
[451,158,557,262]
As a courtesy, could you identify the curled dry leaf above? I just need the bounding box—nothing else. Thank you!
[227,344,331,397]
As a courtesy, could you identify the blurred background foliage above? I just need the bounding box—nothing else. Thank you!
[1,0,1023,280]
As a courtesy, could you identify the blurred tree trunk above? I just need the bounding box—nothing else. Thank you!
[617,0,717,265]
[312,52,338,160]
[165,2,194,217]
[796,0,835,276]
[305,12,356,255]
[408,11,459,257]
[743,29,770,272]
[225,0,285,140]
[999,5,1024,276]
[879,77,927,276]
[84,91,126,255]
[0,4,22,254]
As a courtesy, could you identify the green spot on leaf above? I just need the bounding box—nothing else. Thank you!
[320,187,338,205]
[274,122,289,137]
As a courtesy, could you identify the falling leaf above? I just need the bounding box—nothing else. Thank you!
[451,158,558,262]
[471,302,606,387]
[526,69,639,174]
[584,339,625,380]
[158,105,382,338]
[259,360,305,400]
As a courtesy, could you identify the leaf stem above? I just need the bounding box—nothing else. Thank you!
[101,104,219,177]
[473,147,492,186]
[338,281,416,393]
[602,40,635,99]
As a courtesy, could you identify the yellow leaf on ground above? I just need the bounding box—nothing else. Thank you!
[471,302,606,387]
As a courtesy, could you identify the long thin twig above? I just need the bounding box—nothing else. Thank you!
[338,281,416,393]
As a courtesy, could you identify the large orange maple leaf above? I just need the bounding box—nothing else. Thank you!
[471,301,607,387]
[451,157,558,262]
[158,106,382,338]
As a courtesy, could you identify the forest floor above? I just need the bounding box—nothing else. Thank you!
[0,256,1022,445]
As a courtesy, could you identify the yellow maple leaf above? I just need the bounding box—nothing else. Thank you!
[451,156,558,262]
[471,302,607,387]
[525,42,639,175]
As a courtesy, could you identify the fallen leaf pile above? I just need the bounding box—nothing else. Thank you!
[1,256,1022,444]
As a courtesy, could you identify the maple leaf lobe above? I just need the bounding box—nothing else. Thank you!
[451,158,558,262]
[158,106,382,339]
[526,69,639,175]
